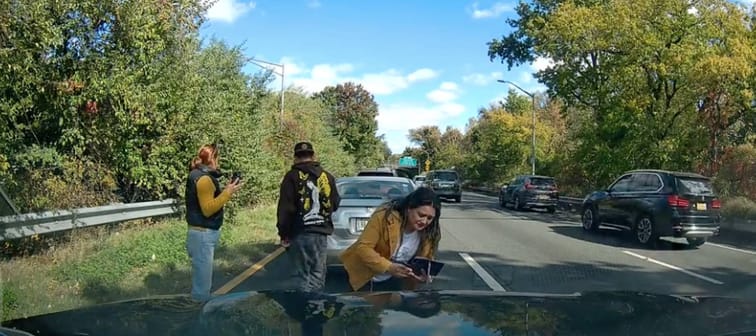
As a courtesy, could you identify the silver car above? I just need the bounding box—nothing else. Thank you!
[327,176,416,264]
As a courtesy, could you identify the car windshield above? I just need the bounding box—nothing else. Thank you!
[676,177,715,196]
[434,172,458,181]
[337,180,414,199]
[414,176,426,181]
[357,171,394,177]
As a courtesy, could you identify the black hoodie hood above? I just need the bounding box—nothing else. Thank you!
[292,160,324,178]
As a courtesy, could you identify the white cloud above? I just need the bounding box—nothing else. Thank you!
[279,57,438,95]
[470,2,513,19]
[307,0,321,8]
[407,68,438,82]
[426,81,460,104]
[531,56,555,72]
[376,81,465,150]
[439,102,465,116]
[462,71,503,86]
[205,0,256,23]
[279,57,305,77]
[440,82,458,91]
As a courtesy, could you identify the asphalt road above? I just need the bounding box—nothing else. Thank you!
[229,192,756,300]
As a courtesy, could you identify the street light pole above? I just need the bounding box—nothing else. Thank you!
[249,58,285,127]
[497,79,536,175]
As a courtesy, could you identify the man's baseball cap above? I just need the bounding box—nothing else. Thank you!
[294,141,315,156]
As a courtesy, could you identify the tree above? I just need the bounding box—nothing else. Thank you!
[502,88,532,116]
[407,126,442,168]
[462,106,556,185]
[488,0,755,187]
[314,82,383,168]
[435,127,465,170]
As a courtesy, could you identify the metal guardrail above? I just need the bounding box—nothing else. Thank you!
[0,199,181,241]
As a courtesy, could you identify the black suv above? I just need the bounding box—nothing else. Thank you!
[499,175,559,213]
[580,169,722,247]
[427,170,462,202]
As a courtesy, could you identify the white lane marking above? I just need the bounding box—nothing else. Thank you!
[622,250,724,285]
[706,242,756,256]
[459,252,507,291]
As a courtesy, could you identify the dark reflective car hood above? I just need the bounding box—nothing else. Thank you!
[3,290,756,336]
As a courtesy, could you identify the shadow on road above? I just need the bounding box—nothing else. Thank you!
[228,246,756,300]
[460,192,756,252]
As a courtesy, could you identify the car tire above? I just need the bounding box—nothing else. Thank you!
[547,206,556,214]
[455,196,462,203]
[514,196,522,211]
[634,214,658,246]
[581,206,600,231]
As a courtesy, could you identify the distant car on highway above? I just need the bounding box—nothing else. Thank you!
[356,168,397,177]
[499,175,559,213]
[426,169,462,202]
[580,169,722,247]
[413,175,427,188]
[326,176,415,264]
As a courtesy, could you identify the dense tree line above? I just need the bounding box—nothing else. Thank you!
[403,0,755,218]
[0,1,386,213]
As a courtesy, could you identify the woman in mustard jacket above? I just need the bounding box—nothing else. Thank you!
[340,187,442,291]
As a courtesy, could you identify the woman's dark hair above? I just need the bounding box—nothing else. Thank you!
[379,187,442,254]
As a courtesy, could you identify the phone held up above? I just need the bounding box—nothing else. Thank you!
[231,171,242,184]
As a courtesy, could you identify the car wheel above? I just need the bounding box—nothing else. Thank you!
[634,215,658,246]
[547,206,556,214]
[581,206,599,231]
[514,196,522,211]
[686,237,707,248]
[455,196,462,203]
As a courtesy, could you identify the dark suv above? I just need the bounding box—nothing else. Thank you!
[499,175,559,213]
[580,169,722,247]
[427,170,462,202]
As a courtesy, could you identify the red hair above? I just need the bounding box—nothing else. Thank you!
[190,144,219,171]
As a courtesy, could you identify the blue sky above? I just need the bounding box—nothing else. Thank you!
[199,0,551,153]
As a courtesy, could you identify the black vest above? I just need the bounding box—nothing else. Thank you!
[185,165,224,230]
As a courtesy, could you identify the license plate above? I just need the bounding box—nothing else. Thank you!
[352,218,369,231]
[696,203,707,211]
[537,195,549,200]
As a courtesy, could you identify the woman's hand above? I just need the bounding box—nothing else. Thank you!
[225,178,243,195]
[387,263,415,278]
[414,270,432,283]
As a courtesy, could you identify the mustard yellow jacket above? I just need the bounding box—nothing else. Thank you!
[339,208,435,291]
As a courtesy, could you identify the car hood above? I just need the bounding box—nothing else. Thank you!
[3,290,756,336]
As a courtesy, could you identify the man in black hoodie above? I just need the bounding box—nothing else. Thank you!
[277,141,341,292]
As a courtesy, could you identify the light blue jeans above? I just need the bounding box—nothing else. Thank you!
[186,227,221,301]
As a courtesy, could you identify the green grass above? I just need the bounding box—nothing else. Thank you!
[0,204,278,321]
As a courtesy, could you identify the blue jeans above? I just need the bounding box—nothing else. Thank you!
[186,227,221,301]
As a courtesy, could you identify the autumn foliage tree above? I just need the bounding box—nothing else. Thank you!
[314,82,385,168]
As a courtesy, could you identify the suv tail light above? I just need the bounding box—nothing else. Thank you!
[711,199,721,209]
[667,195,690,208]
[524,183,534,189]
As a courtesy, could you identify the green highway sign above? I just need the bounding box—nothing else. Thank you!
[398,156,417,167]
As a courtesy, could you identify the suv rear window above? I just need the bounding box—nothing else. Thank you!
[529,177,555,186]
[434,171,459,181]
[357,171,394,177]
[676,177,715,196]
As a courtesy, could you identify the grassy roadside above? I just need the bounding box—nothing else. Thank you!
[1,204,278,321]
